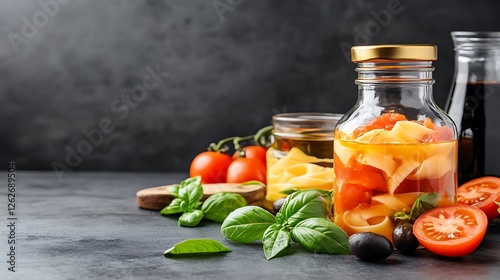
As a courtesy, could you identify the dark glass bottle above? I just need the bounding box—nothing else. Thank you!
[446,32,500,185]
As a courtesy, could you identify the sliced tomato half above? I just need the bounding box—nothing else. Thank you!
[457,176,500,220]
[413,205,488,257]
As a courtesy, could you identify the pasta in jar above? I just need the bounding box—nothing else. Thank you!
[266,113,342,205]
[334,117,457,241]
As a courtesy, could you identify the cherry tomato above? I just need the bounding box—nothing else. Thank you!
[353,112,407,138]
[190,151,232,183]
[413,205,488,257]
[226,158,266,184]
[457,176,500,220]
[232,146,267,167]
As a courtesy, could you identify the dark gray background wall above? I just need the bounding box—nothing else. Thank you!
[2,0,500,173]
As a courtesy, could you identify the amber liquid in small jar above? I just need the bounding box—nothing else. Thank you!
[266,113,342,204]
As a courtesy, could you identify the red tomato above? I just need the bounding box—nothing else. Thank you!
[413,205,488,257]
[353,112,407,138]
[334,156,387,192]
[190,151,232,183]
[232,146,267,167]
[226,158,266,184]
[422,117,437,130]
[422,126,454,143]
[335,183,372,212]
[457,176,500,220]
[394,171,454,194]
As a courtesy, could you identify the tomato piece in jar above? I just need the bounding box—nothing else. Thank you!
[395,171,455,194]
[334,156,387,192]
[421,126,454,143]
[353,113,407,138]
[335,183,373,212]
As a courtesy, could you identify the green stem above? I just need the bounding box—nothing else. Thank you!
[208,136,238,153]
[208,125,274,153]
[254,126,273,147]
[233,135,255,152]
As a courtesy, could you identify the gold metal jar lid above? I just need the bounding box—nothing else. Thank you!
[351,45,437,62]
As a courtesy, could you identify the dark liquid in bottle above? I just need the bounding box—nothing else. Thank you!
[447,82,500,184]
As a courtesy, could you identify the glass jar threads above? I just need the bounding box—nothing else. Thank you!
[266,113,342,203]
[333,45,458,241]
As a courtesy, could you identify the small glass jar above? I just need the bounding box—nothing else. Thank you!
[266,113,342,204]
[333,45,458,242]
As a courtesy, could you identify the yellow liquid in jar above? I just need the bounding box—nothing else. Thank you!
[333,138,457,242]
[266,137,334,203]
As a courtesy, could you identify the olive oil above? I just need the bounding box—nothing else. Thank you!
[272,136,333,168]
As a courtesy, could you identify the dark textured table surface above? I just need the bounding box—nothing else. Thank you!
[2,172,500,280]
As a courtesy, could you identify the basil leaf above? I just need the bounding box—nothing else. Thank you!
[320,190,334,201]
[202,192,248,222]
[178,176,203,210]
[221,206,276,243]
[392,192,440,222]
[160,198,186,216]
[391,211,411,222]
[495,201,500,214]
[279,187,299,195]
[167,184,180,197]
[242,181,265,186]
[164,238,231,256]
[178,210,204,227]
[276,190,329,227]
[291,218,349,254]
[262,224,291,260]
[409,192,440,221]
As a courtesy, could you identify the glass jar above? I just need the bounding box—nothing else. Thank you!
[333,45,458,241]
[446,32,500,185]
[266,113,342,204]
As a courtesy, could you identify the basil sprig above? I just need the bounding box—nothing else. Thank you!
[291,218,349,254]
[392,192,441,222]
[263,224,291,260]
[279,187,299,195]
[164,238,231,256]
[221,189,348,260]
[221,206,276,242]
[276,189,330,227]
[160,177,247,227]
[179,210,204,227]
[202,192,248,222]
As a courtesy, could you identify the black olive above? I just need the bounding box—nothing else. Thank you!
[349,232,394,262]
[393,221,419,254]
[273,198,286,213]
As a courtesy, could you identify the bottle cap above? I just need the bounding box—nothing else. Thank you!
[351,45,437,62]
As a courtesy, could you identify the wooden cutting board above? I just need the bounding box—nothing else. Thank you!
[136,183,266,210]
